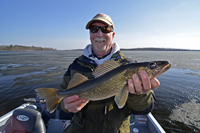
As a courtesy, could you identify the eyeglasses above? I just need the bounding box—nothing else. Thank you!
[89,26,113,33]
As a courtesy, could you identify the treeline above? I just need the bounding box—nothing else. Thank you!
[70,47,200,51]
[0,45,56,51]
[121,47,200,51]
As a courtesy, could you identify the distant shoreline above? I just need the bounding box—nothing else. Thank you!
[0,45,56,51]
[0,45,199,51]
[121,48,200,51]
[67,48,200,51]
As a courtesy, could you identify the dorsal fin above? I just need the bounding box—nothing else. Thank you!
[67,73,88,90]
[92,60,121,78]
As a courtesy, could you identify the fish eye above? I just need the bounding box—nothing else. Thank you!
[149,62,157,69]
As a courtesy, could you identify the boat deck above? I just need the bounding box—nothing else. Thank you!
[0,104,165,133]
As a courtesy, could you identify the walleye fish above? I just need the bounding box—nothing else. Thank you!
[35,60,171,113]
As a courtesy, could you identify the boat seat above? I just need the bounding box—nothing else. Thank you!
[4,108,45,133]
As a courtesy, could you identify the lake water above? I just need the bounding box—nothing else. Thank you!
[0,51,200,132]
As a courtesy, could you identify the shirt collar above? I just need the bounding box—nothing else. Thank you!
[91,48,112,60]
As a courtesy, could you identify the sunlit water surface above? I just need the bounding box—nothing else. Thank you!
[0,51,200,132]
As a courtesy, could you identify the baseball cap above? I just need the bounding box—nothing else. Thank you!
[86,13,115,31]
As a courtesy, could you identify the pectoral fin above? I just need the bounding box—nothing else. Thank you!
[114,84,129,109]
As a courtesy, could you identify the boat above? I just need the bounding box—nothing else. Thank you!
[0,98,165,133]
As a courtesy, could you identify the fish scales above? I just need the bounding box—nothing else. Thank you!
[84,70,128,100]
[58,64,129,99]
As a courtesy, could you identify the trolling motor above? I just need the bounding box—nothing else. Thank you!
[21,98,46,104]
[22,98,56,125]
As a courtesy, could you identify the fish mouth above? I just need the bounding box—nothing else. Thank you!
[153,63,171,78]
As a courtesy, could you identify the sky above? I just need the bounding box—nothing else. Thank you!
[0,0,200,50]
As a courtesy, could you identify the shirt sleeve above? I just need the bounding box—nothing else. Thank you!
[126,90,155,114]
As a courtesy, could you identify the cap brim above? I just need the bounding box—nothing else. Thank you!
[86,18,112,29]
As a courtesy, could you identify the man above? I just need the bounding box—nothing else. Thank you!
[58,13,160,133]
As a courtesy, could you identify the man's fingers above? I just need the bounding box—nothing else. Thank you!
[76,100,89,111]
[141,70,151,92]
[63,95,89,113]
[128,79,135,94]
[128,70,160,95]
[64,95,79,104]
[132,74,143,95]
[151,78,160,89]
[66,99,86,109]
[68,107,79,113]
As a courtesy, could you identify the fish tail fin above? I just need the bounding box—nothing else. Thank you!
[35,88,63,113]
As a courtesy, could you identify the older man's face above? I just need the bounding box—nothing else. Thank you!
[90,21,115,58]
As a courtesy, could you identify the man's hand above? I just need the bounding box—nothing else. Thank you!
[63,95,89,113]
[128,70,160,95]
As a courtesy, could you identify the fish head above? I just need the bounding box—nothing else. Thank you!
[144,61,171,79]
[127,61,171,80]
